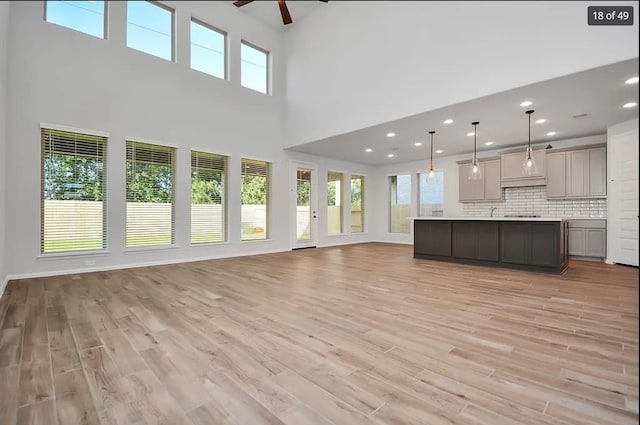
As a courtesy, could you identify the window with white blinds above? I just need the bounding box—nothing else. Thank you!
[191,151,227,244]
[351,174,365,233]
[241,158,270,240]
[327,171,343,235]
[389,174,411,233]
[41,128,107,254]
[126,141,175,248]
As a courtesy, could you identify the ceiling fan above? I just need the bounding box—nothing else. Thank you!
[233,0,328,25]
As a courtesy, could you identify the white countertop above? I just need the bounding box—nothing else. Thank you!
[409,216,564,222]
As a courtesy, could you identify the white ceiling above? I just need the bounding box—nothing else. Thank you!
[232,3,638,166]
[287,58,639,165]
[230,0,326,30]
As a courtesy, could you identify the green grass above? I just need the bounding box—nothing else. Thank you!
[44,238,103,253]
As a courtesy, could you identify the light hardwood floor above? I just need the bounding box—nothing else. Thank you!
[0,243,638,425]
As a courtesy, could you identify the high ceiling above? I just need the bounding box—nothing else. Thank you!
[230,1,326,30]
[232,3,638,166]
[288,58,639,165]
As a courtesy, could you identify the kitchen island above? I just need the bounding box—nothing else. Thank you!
[413,217,569,274]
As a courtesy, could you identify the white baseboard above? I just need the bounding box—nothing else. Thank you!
[372,240,414,246]
[5,247,290,281]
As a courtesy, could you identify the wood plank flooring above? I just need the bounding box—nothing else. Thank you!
[0,242,637,425]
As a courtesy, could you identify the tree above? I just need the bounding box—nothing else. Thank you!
[241,175,267,204]
[126,163,173,203]
[44,154,104,201]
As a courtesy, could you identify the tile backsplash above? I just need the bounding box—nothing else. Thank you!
[462,186,607,218]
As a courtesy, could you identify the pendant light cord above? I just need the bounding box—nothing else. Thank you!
[429,131,434,169]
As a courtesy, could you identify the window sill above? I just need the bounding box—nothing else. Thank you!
[190,241,232,247]
[328,233,347,237]
[124,244,179,254]
[37,250,113,261]
[241,238,273,244]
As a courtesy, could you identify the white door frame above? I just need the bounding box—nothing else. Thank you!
[290,160,318,249]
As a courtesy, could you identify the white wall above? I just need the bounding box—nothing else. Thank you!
[5,1,372,278]
[284,1,639,148]
[0,1,9,291]
[371,135,607,244]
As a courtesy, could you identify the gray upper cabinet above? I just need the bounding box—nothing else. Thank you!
[458,162,485,201]
[484,159,502,200]
[458,159,502,202]
[500,149,546,187]
[546,151,566,198]
[557,145,607,199]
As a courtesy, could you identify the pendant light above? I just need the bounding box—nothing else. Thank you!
[522,109,538,175]
[428,130,436,178]
[468,121,482,180]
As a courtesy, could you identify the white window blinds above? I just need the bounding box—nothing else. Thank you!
[241,158,270,240]
[126,141,175,247]
[41,128,107,254]
[191,151,227,244]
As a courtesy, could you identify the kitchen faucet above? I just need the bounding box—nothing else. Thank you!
[490,206,497,217]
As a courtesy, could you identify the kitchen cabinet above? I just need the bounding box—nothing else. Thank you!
[546,151,566,198]
[568,220,606,260]
[566,147,606,197]
[414,220,452,257]
[458,158,502,202]
[500,149,546,187]
[501,221,566,268]
[546,145,606,199]
[452,221,499,261]
[413,218,568,274]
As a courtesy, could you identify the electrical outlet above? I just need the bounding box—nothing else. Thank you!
[85,260,96,266]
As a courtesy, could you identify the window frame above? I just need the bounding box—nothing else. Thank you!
[40,124,109,256]
[350,174,365,233]
[126,0,176,62]
[418,169,445,217]
[125,139,176,249]
[190,149,228,245]
[44,0,108,40]
[327,171,345,236]
[240,157,272,241]
[388,173,412,233]
[190,17,228,80]
[240,40,270,95]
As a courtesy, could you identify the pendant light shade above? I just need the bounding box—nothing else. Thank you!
[428,131,436,178]
[468,121,482,180]
[522,110,538,175]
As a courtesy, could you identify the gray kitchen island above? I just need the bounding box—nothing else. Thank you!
[413,217,569,274]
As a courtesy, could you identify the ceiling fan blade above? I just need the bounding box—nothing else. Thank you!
[278,1,293,25]
[233,0,254,7]
[319,0,328,2]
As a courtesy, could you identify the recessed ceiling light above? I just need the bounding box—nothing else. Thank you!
[414,142,423,147]
[623,102,637,108]
[546,131,557,136]
[520,100,533,107]
[386,132,395,138]
[625,77,639,85]
[443,119,453,124]
[467,132,475,137]
[536,119,547,124]
[435,149,443,154]
[484,141,494,146]
[387,153,395,158]
[365,148,373,153]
